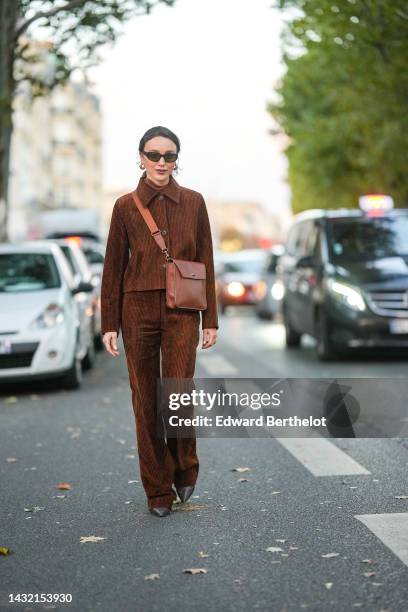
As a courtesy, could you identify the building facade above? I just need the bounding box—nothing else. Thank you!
[9,76,102,240]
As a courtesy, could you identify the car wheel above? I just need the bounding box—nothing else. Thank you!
[63,353,83,390]
[82,339,96,370]
[316,308,336,361]
[283,304,301,347]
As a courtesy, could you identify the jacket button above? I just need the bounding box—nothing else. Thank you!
[162,263,166,268]
[161,229,167,235]
[158,195,164,201]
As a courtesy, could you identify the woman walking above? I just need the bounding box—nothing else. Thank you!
[100,126,218,517]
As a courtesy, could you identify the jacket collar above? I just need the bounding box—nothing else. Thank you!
[135,172,181,207]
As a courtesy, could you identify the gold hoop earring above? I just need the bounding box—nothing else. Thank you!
[139,162,145,170]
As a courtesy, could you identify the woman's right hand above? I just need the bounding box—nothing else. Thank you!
[103,331,119,356]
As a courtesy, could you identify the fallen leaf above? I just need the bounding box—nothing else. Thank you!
[238,478,249,482]
[266,547,283,553]
[183,568,208,575]
[55,483,72,490]
[198,552,209,558]
[66,426,82,439]
[4,396,18,404]
[231,467,251,472]
[275,539,286,543]
[363,572,376,578]
[173,503,203,512]
[6,458,17,463]
[80,536,106,543]
[271,491,281,495]
[325,582,333,590]
[24,507,45,513]
[0,547,11,555]
[144,573,160,580]
[321,553,339,558]
[395,495,408,500]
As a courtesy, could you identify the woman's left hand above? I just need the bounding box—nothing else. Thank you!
[202,328,217,349]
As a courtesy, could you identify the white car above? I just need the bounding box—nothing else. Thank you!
[48,239,102,358]
[0,241,94,389]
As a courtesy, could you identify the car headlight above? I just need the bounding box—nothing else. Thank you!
[327,279,366,311]
[30,303,65,329]
[226,282,245,297]
[270,280,285,301]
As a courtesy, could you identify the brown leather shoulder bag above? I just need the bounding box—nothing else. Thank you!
[131,191,207,311]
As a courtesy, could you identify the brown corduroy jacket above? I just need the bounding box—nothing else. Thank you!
[100,173,219,336]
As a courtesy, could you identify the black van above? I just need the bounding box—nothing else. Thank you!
[278,206,408,360]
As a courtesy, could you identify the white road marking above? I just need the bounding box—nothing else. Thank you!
[355,513,408,567]
[275,436,371,476]
[197,354,239,376]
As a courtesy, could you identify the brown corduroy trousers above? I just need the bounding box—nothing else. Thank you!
[121,289,200,511]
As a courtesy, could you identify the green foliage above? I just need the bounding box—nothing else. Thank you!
[269,0,408,212]
[13,0,175,96]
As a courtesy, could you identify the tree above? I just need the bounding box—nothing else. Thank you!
[0,0,175,241]
[269,0,408,213]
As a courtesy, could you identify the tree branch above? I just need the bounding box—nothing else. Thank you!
[15,0,87,41]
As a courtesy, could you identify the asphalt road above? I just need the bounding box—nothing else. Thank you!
[1,307,408,612]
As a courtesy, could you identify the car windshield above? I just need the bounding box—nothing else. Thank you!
[83,247,104,265]
[60,245,78,275]
[223,259,265,273]
[328,216,408,261]
[0,253,61,292]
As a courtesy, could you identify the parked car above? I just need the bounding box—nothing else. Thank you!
[254,244,285,320]
[216,249,268,314]
[64,236,105,279]
[0,242,94,388]
[48,239,103,356]
[279,196,408,360]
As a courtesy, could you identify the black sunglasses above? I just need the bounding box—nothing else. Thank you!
[142,150,178,163]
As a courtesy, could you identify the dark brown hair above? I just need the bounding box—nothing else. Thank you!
[139,126,181,153]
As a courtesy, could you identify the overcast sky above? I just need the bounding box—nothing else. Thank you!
[89,0,291,217]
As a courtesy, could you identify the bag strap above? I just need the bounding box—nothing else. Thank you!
[131,190,172,261]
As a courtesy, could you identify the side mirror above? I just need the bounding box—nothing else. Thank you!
[296,255,315,268]
[72,280,94,294]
